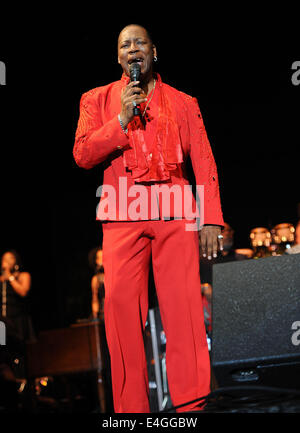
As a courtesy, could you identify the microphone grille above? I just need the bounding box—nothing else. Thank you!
[129,62,141,81]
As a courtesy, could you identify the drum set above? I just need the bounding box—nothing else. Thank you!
[249,223,295,258]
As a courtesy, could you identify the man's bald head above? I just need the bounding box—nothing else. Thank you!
[118,24,153,45]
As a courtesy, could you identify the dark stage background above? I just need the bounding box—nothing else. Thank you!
[0,12,299,333]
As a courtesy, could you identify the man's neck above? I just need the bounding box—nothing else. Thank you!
[141,74,155,95]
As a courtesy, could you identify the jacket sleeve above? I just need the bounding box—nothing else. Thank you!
[73,90,130,169]
[187,96,224,226]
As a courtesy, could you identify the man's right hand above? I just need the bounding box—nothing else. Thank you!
[119,81,147,127]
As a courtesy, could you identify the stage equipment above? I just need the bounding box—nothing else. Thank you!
[211,253,300,390]
[271,223,295,255]
[26,319,110,412]
[249,227,272,258]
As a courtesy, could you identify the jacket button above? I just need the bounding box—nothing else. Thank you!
[117,145,122,149]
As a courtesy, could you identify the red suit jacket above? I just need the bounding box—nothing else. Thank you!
[73,76,224,227]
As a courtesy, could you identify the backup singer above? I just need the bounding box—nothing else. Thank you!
[73,24,224,413]
[88,247,105,319]
[0,250,34,381]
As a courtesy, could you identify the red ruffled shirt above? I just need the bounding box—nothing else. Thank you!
[121,73,184,183]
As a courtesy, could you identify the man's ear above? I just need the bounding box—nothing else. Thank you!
[153,45,157,58]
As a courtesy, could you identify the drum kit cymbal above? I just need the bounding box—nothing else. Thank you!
[248,223,295,258]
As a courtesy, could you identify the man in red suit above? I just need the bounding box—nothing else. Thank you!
[73,24,225,413]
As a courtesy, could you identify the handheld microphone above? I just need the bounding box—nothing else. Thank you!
[129,62,141,116]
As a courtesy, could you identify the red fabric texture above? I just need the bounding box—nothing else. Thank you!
[121,73,184,182]
[73,74,224,226]
[102,219,211,413]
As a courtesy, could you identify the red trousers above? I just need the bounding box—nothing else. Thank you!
[102,218,210,413]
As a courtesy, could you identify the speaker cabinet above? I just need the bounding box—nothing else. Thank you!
[211,254,300,389]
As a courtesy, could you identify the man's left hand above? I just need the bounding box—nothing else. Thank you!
[199,225,223,260]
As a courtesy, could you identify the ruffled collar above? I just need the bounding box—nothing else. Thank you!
[121,73,183,183]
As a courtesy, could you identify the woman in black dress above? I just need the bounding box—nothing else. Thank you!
[0,250,34,378]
